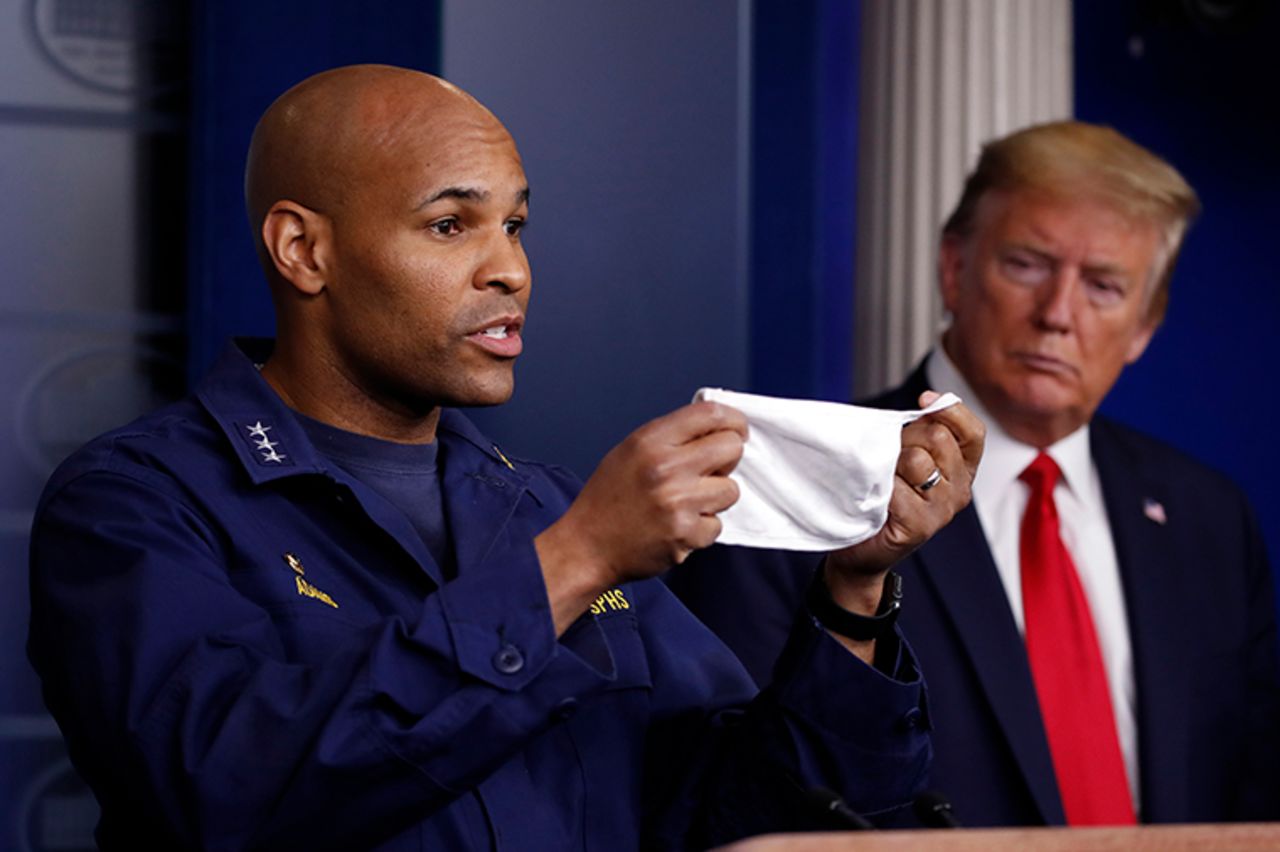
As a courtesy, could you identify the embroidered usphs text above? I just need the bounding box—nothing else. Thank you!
[589,588,629,615]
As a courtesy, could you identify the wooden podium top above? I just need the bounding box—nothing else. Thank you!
[716,823,1280,851]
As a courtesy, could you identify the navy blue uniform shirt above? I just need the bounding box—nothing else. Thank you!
[28,339,931,850]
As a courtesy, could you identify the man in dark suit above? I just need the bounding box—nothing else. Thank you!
[668,121,1280,827]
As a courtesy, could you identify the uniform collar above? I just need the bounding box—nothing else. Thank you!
[196,338,546,502]
[436,408,549,506]
[195,338,326,484]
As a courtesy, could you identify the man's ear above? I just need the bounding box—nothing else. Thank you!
[938,231,967,314]
[261,200,331,296]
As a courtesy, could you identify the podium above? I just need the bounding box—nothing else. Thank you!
[717,824,1280,851]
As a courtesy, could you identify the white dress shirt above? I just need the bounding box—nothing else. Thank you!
[925,348,1140,809]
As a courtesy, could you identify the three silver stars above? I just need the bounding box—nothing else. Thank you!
[245,421,287,463]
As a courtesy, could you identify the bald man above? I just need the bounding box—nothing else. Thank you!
[28,66,982,850]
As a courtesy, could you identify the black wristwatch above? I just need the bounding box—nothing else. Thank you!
[806,566,903,641]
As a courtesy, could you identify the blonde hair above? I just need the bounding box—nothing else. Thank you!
[942,121,1200,323]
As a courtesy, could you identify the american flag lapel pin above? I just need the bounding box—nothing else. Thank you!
[1143,498,1167,525]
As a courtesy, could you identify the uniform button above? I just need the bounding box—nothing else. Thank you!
[492,643,524,675]
[553,698,579,721]
[898,707,923,732]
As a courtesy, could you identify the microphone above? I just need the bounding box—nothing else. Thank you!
[804,786,875,831]
[913,791,962,828]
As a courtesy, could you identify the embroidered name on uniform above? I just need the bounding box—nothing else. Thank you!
[589,588,629,615]
[284,552,339,608]
[296,576,339,608]
[246,421,287,464]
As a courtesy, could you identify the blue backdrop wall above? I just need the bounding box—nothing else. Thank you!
[1073,0,1280,567]
[440,1,751,477]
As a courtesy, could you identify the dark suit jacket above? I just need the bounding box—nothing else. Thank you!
[666,363,1280,826]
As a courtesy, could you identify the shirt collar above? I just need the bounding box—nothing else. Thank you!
[925,346,1091,499]
[195,338,542,499]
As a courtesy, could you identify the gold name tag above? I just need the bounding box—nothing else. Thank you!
[296,575,339,609]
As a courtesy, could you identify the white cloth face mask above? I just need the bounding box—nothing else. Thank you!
[692,388,962,552]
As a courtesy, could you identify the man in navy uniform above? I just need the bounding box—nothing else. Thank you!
[669,122,1280,827]
[28,65,983,849]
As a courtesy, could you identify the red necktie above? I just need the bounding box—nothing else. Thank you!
[1019,453,1135,825]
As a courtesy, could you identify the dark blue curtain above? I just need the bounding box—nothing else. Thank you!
[749,0,861,401]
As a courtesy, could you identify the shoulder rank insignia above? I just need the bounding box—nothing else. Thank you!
[240,420,290,465]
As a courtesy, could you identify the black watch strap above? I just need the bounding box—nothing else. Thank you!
[806,567,903,641]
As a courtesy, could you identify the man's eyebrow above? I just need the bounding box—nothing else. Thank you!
[1004,242,1056,261]
[415,186,488,211]
[414,186,530,211]
[1081,259,1132,279]
[1007,241,1134,279]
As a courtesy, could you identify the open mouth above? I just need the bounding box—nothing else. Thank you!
[467,320,524,357]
